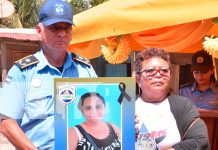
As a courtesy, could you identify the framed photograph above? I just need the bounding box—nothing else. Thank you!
[54,77,135,150]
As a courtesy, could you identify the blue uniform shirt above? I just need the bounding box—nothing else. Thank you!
[179,81,218,110]
[0,50,97,149]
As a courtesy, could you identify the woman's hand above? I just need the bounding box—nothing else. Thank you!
[160,148,175,150]
[135,114,139,141]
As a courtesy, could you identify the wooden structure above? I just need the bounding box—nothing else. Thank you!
[199,109,218,150]
[0,29,41,82]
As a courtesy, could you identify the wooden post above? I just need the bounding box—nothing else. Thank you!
[131,52,136,77]
[170,64,180,94]
[0,40,7,82]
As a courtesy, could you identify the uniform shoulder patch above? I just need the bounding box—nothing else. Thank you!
[72,53,91,68]
[180,82,192,88]
[15,55,39,69]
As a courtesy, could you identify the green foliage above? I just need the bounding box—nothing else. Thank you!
[212,17,218,24]
[70,0,90,14]
[89,0,107,7]
[70,0,108,14]
[0,0,44,28]
[0,0,106,28]
[12,0,42,28]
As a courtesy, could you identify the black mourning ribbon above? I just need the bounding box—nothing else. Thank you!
[118,82,131,104]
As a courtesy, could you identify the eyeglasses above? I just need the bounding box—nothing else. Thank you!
[47,24,72,32]
[139,67,170,77]
[193,70,209,75]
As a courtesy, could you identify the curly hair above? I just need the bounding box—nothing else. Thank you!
[135,47,171,73]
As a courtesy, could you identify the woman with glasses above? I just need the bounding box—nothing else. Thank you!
[179,50,218,110]
[68,92,121,150]
[135,48,210,150]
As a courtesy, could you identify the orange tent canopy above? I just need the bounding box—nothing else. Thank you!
[68,0,218,59]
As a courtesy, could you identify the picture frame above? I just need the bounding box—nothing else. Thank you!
[54,77,135,150]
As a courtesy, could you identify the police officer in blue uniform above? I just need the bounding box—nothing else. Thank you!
[0,0,97,149]
[179,50,218,110]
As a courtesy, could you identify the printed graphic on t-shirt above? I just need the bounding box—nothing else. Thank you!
[135,98,181,150]
[136,123,167,150]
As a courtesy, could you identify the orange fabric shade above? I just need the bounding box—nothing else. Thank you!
[182,24,218,53]
[68,0,218,59]
[68,20,217,59]
[130,19,213,52]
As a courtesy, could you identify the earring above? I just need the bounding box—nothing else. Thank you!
[139,87,142,97]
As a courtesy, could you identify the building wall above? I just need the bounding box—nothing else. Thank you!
[0,39,41,82]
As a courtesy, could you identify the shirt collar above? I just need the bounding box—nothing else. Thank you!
[35,49,49,71]
[35,49,76,71]
[191,81,216,93]
[190,81,196,93]
[64,52,75,69]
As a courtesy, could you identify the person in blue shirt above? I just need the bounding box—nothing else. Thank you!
[0,0,97,149]
[179,50,218,110]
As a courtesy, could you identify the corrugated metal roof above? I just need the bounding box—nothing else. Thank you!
[0,28,40,41]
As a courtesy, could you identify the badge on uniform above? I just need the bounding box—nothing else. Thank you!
[31,78,42,88]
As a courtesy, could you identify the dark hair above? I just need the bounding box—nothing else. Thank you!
[78,92,105,110]
[135,47,171,73]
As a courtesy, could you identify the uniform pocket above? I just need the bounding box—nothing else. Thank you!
[26,90,52,119]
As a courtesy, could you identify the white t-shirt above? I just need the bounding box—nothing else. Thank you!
[135,97,181,150]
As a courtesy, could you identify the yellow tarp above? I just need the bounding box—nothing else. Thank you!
[69,0,218,59]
